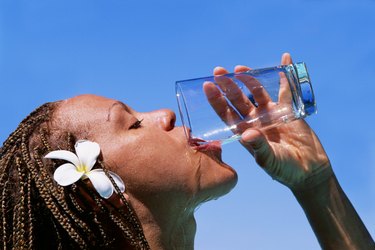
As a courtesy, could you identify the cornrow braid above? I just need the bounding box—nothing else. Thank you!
[0,101,150,249]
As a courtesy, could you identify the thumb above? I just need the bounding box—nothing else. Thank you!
[241,129,274,168]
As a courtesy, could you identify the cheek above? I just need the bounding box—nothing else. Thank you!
[103,134,199,195]
[136,143,196,190]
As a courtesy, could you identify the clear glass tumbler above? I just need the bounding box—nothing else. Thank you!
[176,62,316,145]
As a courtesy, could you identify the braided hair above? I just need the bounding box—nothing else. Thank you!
[0,102,150,249]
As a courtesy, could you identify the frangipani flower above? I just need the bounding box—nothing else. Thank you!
[45,140,125,199]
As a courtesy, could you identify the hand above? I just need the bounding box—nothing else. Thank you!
[204,53,332,189]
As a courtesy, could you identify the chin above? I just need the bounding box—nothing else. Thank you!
[198,157,238,203]
[216,162,238,197]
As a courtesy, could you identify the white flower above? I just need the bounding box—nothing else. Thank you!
[45,140,125,199]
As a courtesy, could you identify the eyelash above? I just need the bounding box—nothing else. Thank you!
[129,119,143,129]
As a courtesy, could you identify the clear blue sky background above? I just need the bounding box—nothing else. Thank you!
[1,1,374,249]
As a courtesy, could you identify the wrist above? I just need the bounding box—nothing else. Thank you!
[290,163,333,192]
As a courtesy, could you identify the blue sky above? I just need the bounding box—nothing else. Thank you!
[1,1,374,249]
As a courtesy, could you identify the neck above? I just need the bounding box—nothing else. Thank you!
[130,196,197,250]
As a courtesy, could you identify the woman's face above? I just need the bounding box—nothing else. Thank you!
[54,94,237,210]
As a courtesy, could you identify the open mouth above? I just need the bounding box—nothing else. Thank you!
[189,137,222,154]
[184,128,223,158]
[188,137,206,147]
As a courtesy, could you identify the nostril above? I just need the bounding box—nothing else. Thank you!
[163,112,176,131]
[154,109,176,131]
[170,113,176,128]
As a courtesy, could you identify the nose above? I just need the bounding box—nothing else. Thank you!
[149,109,176,131]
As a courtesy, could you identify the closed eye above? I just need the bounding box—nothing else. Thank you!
[129,119,143,129]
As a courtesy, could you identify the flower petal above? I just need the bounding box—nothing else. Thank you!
[53,163,83,186]
[45,150,80,166]
[85,169,113,198]
[108,171,126,193]
[75,140,100,171]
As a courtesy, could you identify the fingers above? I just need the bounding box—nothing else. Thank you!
[234,65,273,107]
[281,52,292,65]
[213,67,255,117]
[208,52,294,126]
[209,64,274,121]
[234,65,251,73]
[203,81,241,126]
[278,52,293,104]
[235,73,272,106]
[278,72,293,104]
[241,129,275,167]
[213,66,229,76]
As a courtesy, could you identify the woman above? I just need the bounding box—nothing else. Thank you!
[0,54,373,249]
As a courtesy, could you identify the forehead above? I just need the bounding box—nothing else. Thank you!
[65,94,115,108]
[54,94,128,127]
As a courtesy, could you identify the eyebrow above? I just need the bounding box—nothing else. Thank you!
[106,101,130,121]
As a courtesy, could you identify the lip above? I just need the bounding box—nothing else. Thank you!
[189,137,222,156]
[184,127,222,156]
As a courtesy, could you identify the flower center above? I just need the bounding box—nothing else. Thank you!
[77,164,88,173]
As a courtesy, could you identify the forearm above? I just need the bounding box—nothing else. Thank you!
[292,173,374,250]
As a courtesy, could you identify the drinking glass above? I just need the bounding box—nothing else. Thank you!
[176,62,316,145]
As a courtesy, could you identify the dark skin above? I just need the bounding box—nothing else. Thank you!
[204,53,374,249]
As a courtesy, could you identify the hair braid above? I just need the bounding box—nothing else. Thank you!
[1,179,10,249]
[81,181,147,249]
[51,219,63,250]
[99,162,150,249]
[12,157,27,250]
[92,213,110,247]
[32,147,64,200]
[83,184,137,245]
[68,183,110,246]
[39,129,52,152]
[0,153,13,249]
[68,192,85,214]
[22,143,87,249]
[26,173,33,249]
[21,133,86,248]
[20,115,87,249]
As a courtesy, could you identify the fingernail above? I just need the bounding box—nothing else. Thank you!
[242,130,256,142]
